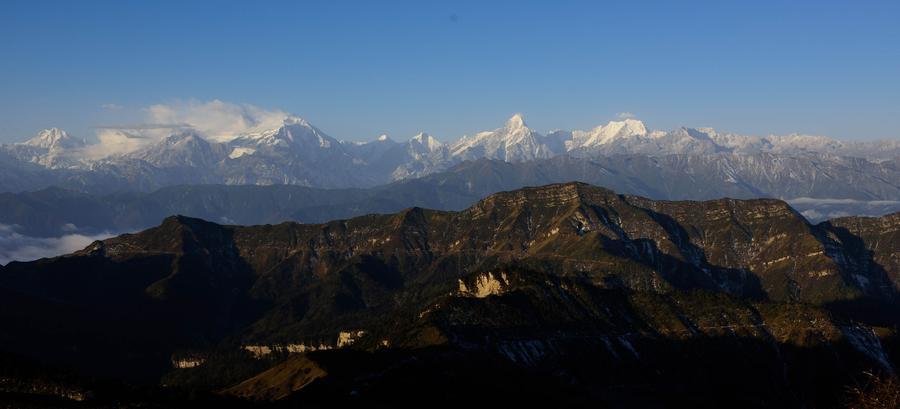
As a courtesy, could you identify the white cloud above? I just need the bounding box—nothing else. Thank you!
[0,223,115,266]
[799,209,851,222]
[144,99,290,142]
[787,197,900,205]
[80,129,160,159]
[799,209,823,221]
[617,112,636,119]
[80,100,294,158]
[789,197,900,222]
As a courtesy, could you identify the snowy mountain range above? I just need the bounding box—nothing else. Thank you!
[1,113,898,194]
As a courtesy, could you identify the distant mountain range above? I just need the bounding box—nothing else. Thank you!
[1,183,897,406]
[1,114,898,267]
[2,114,898,194]
[2,155,900,242]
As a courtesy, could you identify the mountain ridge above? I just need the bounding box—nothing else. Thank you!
[3,155,900,244]
[1,182,898,406]
[2,114,898,194]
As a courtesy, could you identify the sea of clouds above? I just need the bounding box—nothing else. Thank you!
[0,223,115,266]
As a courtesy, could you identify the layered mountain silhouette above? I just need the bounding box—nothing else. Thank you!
[3,155,900,242]
[0,183,898,407]
[3,115,898,255]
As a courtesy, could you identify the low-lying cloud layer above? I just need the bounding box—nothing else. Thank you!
[787,198,900,222]
[788,197,900,206]
[0,223,115,266]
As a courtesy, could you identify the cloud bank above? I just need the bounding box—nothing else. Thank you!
[786,198,900,222]
[0,223,115,266]
[81,100,292,158]
[144,99,290,142]
[81,129,158,159]
[787,197,900,206]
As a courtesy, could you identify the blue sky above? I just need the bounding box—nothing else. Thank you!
[1,0,898,142]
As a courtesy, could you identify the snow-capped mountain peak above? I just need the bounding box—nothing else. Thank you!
[450,113,553,162]
[22,128,84,150]
[579,119,648,147]
[410,132,443,152]
[282,115,311,127]
[694,127,718,137]
[500,113,537,145]
[3,112,899,193]
[616,118,647,136]
[129,130,222,168]
[505,113,527,130]
[770,133,841,148]
[235,115,337,150]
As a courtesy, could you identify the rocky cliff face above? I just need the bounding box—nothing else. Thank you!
[0,183,898,407]
[824,212,900,288]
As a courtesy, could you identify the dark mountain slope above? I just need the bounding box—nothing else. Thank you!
[1,183,898,407]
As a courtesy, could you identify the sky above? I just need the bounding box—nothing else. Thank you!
[0,0,898,143]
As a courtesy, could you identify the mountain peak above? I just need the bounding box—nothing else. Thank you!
[410,132,443,152]
[578,119,648,147]
[412,132,438,142]
[607,119,646,135]
[22,128,84,149]
[237,115,337,149]
[282,115,311,127]
[376,134,391,142]
[505,113,527,129]
[164,130,204,142]
[450,113,551,162]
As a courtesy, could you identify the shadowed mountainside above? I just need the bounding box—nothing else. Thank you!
[0,183,898,407]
